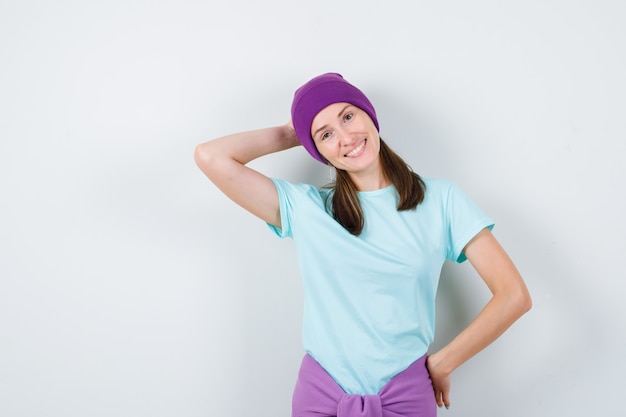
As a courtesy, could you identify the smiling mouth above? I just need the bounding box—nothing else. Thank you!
[345,139,366,157]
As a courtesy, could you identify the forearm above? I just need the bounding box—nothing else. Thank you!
[428,288,531,375]
[195,124,300,169]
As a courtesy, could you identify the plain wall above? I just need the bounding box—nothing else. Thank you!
[1,0,624,416]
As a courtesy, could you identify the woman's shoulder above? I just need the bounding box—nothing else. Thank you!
[271,177,315,189]
[271,177,329,201]
[420,177,472,207]
[421,176,456,193]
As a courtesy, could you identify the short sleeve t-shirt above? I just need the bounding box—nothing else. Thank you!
[267,177,494,395]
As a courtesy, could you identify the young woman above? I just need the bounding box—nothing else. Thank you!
[194,73,532,417]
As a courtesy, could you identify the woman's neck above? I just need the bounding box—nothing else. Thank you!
[348,169,391,192]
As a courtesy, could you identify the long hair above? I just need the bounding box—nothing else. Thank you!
[325,138,426,236]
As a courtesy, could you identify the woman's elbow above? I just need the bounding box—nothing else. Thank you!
[194,143,212,170]
[513,284,533,316]
[194,142,224,178]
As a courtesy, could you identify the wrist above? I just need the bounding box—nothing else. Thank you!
[281,124,300,148]
[427,351,453,377]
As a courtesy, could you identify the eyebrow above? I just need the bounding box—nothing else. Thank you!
[312,104,352,138]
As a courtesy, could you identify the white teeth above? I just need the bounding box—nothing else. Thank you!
[345,141,365,157]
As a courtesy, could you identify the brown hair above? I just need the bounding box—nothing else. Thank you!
[325,138,426,235]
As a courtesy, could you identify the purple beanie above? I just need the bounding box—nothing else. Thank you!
[291,73,379,163]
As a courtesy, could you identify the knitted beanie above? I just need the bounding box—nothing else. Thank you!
[290,73,379,163]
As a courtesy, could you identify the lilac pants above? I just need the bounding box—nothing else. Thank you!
[292,354,437,417]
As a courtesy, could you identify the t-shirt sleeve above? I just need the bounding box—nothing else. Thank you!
[444,181,495,263]
[266,178,293,238]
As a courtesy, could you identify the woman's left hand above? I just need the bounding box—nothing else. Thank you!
[426,354,451,409]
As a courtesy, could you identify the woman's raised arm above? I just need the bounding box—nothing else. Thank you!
[194,122,300,228]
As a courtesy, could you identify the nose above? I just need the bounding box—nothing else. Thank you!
[336,126,356,147]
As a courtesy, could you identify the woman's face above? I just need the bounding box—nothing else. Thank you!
[310,102,381,175]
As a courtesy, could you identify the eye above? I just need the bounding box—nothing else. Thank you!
[343,112,353,121]
[320,131,333,141]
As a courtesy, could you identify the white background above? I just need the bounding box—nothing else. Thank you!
[1,1,625,416]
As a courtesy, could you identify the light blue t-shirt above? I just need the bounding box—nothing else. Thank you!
[268,177,494,395]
